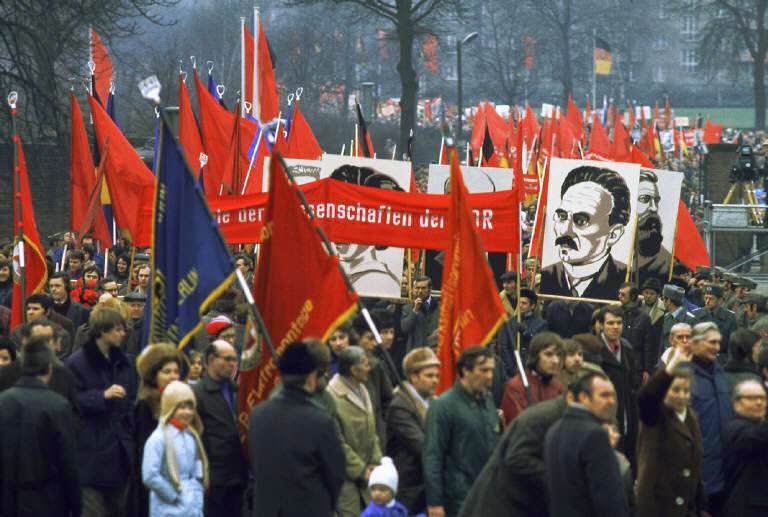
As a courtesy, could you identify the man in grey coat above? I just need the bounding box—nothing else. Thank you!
[400,276,439,351]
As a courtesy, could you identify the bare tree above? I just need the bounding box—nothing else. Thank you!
[695,0,768,129]
[286,0,463,151]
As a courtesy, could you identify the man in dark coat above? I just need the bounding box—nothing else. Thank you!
[400,276,440,351]
[544,370,630,517]
[0,318,79,414]
[722,379,768,516]
[193,340,248,517]
[497,289,548,376]
[596,306,640,467]
[65,307,137,516]
[459,395,567,517]
[386,347,440,514]
[49,272,90,329]
[693,283,738,359]
[248,341,345,517]
[0,337,80,517]
[618,282,654,379]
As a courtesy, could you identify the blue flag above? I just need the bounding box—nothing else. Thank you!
[148,120,235,349]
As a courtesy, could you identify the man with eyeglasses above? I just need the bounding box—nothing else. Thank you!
[659,284,696,362]
[193,340,248,517]
[722,379,768,515]
[660,322,692,367]
[689,322,733,516]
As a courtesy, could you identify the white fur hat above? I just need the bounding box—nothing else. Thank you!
[368,456,398,494]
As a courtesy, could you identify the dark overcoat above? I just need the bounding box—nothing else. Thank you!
[722,416,768,516]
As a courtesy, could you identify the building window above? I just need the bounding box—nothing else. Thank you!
[444,61,457,81]
[681,48,698,72]
[652,36,668,50]
[682,15,698,41]
[653,65,666,83]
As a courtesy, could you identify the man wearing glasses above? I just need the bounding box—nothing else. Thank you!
[722,379,768,515]
[193,340,248,517]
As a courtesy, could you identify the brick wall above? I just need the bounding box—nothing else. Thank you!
[0,143,70,247]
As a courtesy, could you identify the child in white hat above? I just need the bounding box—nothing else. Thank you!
[141,380,209,517]
[360,457,411,517]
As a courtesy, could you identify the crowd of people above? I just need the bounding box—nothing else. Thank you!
[1,228,768,517]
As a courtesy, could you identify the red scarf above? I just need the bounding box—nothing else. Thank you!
[169,417,187,431]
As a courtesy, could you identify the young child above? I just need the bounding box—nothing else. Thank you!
[360,457,410,517]
[142,381,209,517]
[186,351,204,385]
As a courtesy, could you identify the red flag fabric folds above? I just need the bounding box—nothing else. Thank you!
[70,93,110,243]
[238,155,358,440]
[11,130,48,328]
[587,114,611,159]
[88,95,154,243]
[178,75,206,178]
[436,149,507,394]
[674,202,710,271]
[284,102,322,160]
[244,23,280,122]
[90,28,113,106]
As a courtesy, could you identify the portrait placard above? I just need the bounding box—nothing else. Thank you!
[540,158,641,302]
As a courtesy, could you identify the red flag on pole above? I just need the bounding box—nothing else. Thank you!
[244,19,280,122]
[178,75,206,178]
[435,148,508,394]
[566,95,584,143]
[88,95,154,244]
[10,127,48,328]
[674,202,710,271]
[70,93,111,243]
[90,28,113,106]
[284,102,323,160]
[611,121,631,161]
[238,154,359,441]
[587,114,611,159]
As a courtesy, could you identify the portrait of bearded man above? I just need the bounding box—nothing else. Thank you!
[636,169,673,285]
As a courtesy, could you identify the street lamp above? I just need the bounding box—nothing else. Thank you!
[456,31,478,142]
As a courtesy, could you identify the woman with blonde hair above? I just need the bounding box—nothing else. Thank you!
[142,380,209,517]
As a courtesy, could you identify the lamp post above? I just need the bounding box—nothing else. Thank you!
[456,31,478,142]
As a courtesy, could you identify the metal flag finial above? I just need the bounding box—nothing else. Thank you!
[109,79,116,95]
[87,60,96,74]
[243,101,253,114]
[190,56,197,69]
[287,93,294,106]
[206,60,215,75]
[295,87,303,100]
[7,91,18,109]
[138,75,162,104]
[216,84,225,98]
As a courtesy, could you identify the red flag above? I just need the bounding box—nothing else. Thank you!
[664,97,673,127]
[587,114,611,159]
[239,154,358,442]
[436,148,508,394]
[88,95,154,243]
[178,75,206,178]
[627,146,655,168]
[566,95,584,143]
[10,127,48,328]
[674,202,709,271]
[284,102,323,159]
[611,121,631,161]
[703,119,723,144]
[355,103,375,158]
[522,104,540,149]
[558,116,579,158]
[70,93,110,243]
[528,157,550,259]
[469,103,486,156]
[244,22,280,122]
[90,28,113,106]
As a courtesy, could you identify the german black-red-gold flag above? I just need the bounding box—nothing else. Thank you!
[594,37,613,75]
[10,122,48,329]
[237,154,359,443]
[436,148,508,394]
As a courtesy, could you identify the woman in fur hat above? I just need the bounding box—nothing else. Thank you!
[142,380,209,517]
[134,343,183,517]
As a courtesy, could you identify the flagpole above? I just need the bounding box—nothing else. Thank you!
[240,16,246,118]
[253,7,260,122]
[277,154,406,387]
[592,28,597,112]
[8,92,27,320]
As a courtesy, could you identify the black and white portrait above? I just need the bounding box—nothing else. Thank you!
[540,158,640,302]
[635,168,683,285]
[265,155,411,299]
[427,164,513,194]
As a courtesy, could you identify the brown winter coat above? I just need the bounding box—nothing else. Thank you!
[636,369,705,517]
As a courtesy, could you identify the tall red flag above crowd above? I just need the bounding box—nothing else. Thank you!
[69,93,110,244]
[243,14,279,122]
[90,28,113,105]
[237,155,358,444]
[436,147,508,394]
[178,74,206,178]
[10,108,48,329]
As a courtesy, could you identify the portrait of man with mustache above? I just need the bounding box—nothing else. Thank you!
[540,165,631,300]
[635,169,673,285]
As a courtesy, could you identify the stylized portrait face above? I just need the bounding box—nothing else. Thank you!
[553,181,624,265]
[637,171,663,256]
[335,243,370,262]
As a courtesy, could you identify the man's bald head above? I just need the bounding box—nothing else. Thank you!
[204,339,238,382]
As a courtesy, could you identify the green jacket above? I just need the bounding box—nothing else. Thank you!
[423,381,501,516]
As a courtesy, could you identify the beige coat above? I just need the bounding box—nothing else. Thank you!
[328,373,382,517]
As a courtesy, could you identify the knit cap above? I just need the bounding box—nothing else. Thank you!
[368,457,398,494]
[160,380,197,424]
[206,315,233,337]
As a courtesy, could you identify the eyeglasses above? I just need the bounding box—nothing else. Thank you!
[737,395,767,402]
[215,354,238,363]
